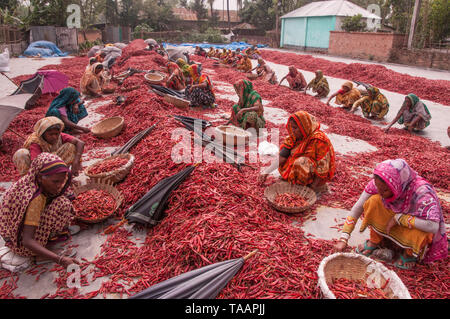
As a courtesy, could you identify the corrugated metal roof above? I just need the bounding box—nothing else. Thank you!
[281,0,381,19]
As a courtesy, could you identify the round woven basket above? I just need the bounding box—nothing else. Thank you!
[317,253,412,299]
[73,179,124,224]
[91,116,125,139]
[264,181,316,213]
[144,72,165,84]
[246,73,258,80]
[85,153,134,184]
[215,125,252,147]
[120,85,140,92]
[164,95,190,109]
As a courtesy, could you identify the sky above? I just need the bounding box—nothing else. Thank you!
[212,0,239,11]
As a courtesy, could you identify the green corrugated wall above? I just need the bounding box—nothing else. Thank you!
[280,15,336,49]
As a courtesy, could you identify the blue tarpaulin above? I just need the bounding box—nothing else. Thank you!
[21,41,69,58]
[162,42,267,51]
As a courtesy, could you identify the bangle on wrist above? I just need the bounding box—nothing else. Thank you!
[57,255,63,265]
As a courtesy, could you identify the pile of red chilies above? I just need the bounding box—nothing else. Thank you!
[275,193,307,208]
[0,40,448,299]
[328,277,390,299]
[88,157,129,175]
[73,190,115,221]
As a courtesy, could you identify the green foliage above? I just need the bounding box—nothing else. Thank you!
[240,0,276,31]
[0,7,25,27]
[78,38,102,52]
[173,28,225,43]
[428,0,450,43]
[0,0,18,10]
[27,0,72,27]
[342,14,367,32]
[140,0,175,31]
[133,23,154,38]
[190,0,208,21]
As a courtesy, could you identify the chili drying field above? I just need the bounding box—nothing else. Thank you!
[0,40,449,299]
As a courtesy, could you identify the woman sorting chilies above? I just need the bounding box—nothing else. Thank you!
[326,81,362,109]
[260,111,335,192]
[0,153,81,269]
[13,117,85,177]
[230,79,265,131]
[335,159,447,269]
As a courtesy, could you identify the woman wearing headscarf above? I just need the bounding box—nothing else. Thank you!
[219,49,228,60]
[0,153,81,269]
[335,159,447,269]
[45,87,90,133]
[304,70,330,98]
[279,66,307,91]
[236,54,252,73]
[207,47,215,58]
[165,62,186,91]
[384,93,431,133]
[184,64,215,109]
[13,117,85,177]
[253,58,278,84]
[80,62,105,97]
[351,86,389,119]
[176,58,192,84]
[260,111,335,191]
[230,79,265,131]
[326,81,362,109]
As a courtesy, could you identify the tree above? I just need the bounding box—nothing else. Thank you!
[0,0,18,10]
[140,0,175,31]
[190,0,208,21]
[119,0,141,27]
[240,0,276,31]
[341,14,367,32]
[27,0,72,27]
[208,0,219,27]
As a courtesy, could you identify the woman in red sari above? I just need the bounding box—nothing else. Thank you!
[165,62,186,91]
[260,111,335,191]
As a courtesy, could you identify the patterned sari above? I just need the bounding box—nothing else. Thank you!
[353,87,389,119]
[176,58,191,78]
[362,159,447,263]
[398,93,431,130]
[279,111,335,186]
[80,63,104,96]
[13,117,77,176]
[231,79,265,130]
[286,66,307,91]
[185,64,215,108]
[306,70,329,98]
[335,81,361,108]
[237,55,252,73]
[45,87,88,124]
[166,62,186,91]
[0,153,74,257]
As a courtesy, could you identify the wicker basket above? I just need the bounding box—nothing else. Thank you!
[120,85,140,92]
[73,179,124,224]
[246,73,258,80]
[317,253,412,299]
[264,181,316,213]
[164,95,190,109]
[215,125,252,147]
[144,72,165,84]
[91,116,125,139]
[85,153,134,184]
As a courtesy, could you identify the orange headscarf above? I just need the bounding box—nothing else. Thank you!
[280,111,335,180]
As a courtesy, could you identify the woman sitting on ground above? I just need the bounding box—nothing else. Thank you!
[0,153,81,269]
[185,64,215,109]
[260,111,335,192]
[176,58,192,85]
[80,62,106,98]
[335,159,447,269]
[230,79,265,131]
[326,81,361,109]
[253,58,278,84]
[45,87,90,134]
[13,117,85,177]
[384,93,431,133]
[165,62,186,91]
[195,46,207,57]
[236,54,252,73]
[223,51,236,65]
[207,47,215,58]
[279,66,307,91]
[219,49,228,60]
[304,70,329,98]
[351,86,389,119]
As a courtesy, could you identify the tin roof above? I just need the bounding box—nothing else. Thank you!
[281,0,381,19]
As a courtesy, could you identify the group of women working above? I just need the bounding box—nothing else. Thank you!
[0,44,446,276]
[0,56,116,269]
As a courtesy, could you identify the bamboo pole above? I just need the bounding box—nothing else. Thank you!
[243,249,258,261]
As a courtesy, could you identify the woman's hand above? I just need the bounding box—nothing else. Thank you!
[335,240,347,252]
[82,127,91,133]
[386,217,397,234]
[259,173,268,184]
[71,162,81,176]
[383,125,391,133]
[59,256,81,269]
